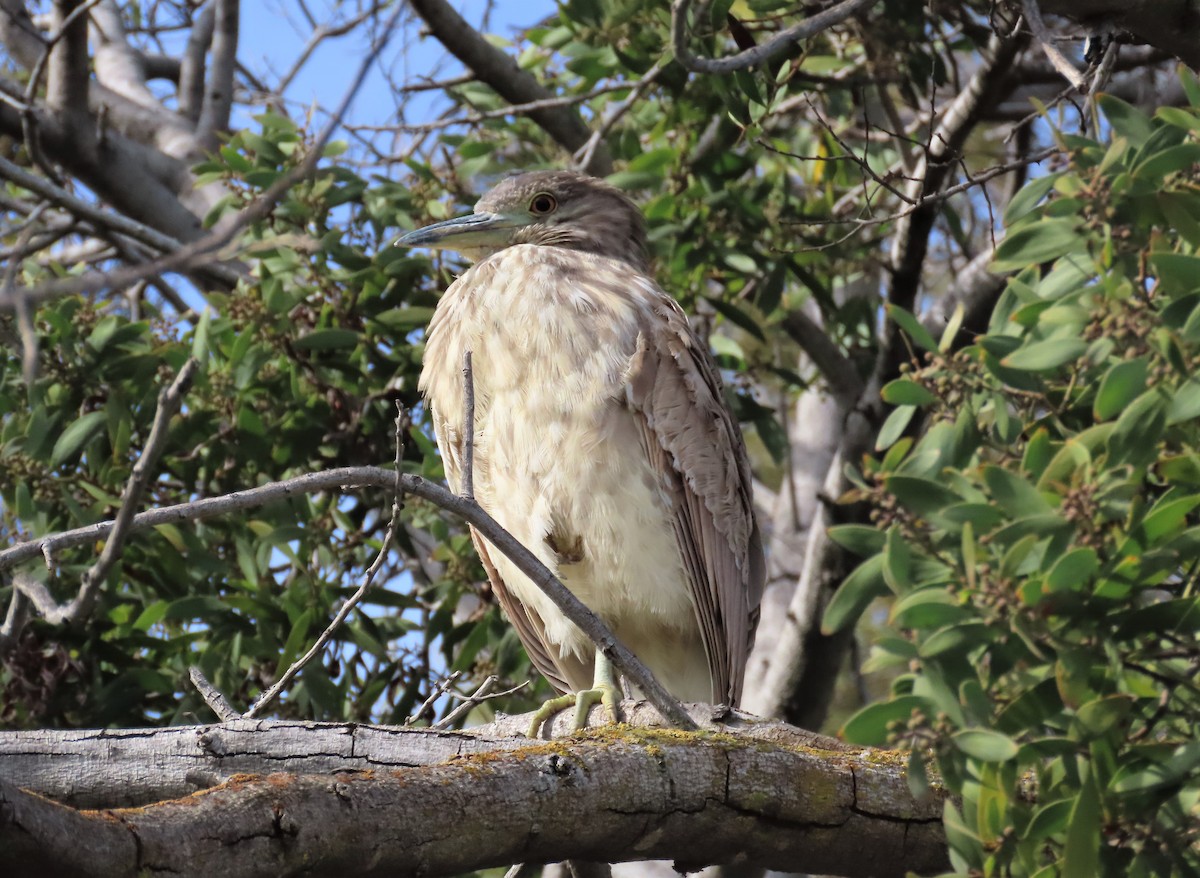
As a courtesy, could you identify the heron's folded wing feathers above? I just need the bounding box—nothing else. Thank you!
[624,293,765,706]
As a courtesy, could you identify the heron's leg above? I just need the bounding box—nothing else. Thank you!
[526,652,622,738]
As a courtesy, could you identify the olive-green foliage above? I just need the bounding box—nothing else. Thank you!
[829,82,1200,876]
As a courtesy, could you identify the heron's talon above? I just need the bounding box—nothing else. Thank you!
[526,656,623,740]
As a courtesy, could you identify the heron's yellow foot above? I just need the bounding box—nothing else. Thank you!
[526,653,621,738]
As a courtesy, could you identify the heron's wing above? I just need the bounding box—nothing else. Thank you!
[624,290,765,706]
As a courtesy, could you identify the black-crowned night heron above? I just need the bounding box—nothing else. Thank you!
[397,170,764,735]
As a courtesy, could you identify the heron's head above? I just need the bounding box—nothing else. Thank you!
[394,170,648,267]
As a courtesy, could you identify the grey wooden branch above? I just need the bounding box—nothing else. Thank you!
[670,0,876,75]
[0,466,696,732]
[780,307,863,408]
[0,710,944,878]
[1023,0,1086,90]
[195,0,238,150]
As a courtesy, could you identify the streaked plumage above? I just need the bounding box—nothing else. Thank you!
[402,171,764,710]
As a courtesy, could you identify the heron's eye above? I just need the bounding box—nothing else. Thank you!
[529,193,557,215]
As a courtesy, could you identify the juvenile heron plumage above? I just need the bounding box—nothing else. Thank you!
[398,171,764,732]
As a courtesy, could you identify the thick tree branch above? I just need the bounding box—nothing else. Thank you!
[196,0,238,150]
[178,1,215,122]
[779,307,864,407]
[45,0,91,121]
[89,1,157,107]
[407,0,613,175]
[0,714,946,878]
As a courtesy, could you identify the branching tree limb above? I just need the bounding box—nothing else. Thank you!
[407,0,613,175]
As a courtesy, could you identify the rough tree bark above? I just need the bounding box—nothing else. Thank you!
[1,704,947,878]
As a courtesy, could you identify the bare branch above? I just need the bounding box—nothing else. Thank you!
[0,154,245,288]
[45,0,95,120]
[408,0,613,174]
[0,716,941,877]
[89,0,157,107]
[0,0,407,309]
[670,0,875,75]
[178,1,215,122]
[780,307,863,407]
[187,667,240,721]
[1023,0,1086,90]
[196,0,238,150]
[10,358,199,629]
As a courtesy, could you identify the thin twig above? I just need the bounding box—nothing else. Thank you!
[3,201,50,384]
[461,350,475,502]
[406,671,463,726]
[188,666,240,721]
[1023,0,1086,91]
[432,676,528,730]
[572,59,667,174]
[242,403,408,719]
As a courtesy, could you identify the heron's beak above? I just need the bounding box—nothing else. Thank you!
[393,211,525,252]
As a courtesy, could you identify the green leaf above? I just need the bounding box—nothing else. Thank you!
[1098,94,1155,146]
[885,304,938,353]
[1094,357,1148,421]
[1168,378,1200,425]
[1063,774,1101,878]
[907,748,930,800]
[840,694,930,746]
[293,328,361,351]
[821,554,886,634]
[885,475,963,515]
[983,465,1052,516]
[918,621,991,657]
[275,608,315,678]
[1004,171,1065,224]
[1109,389,1168,467]
[1022,798,1073,842]
[827,525,886,556]
[1150,252,1200,294]
[1074,694,1134,738]
[881,379,937,406]
[1000,338,1087,371]
[950,729,1017,762]
[890,587,966,629]
[992,220,1085,272]
[882,526,912,593]
[51,410,107,466]
[372,307,437,331]
[1045,547,1099,592]
[876,404,916,451]
[1111,742,1200,794]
